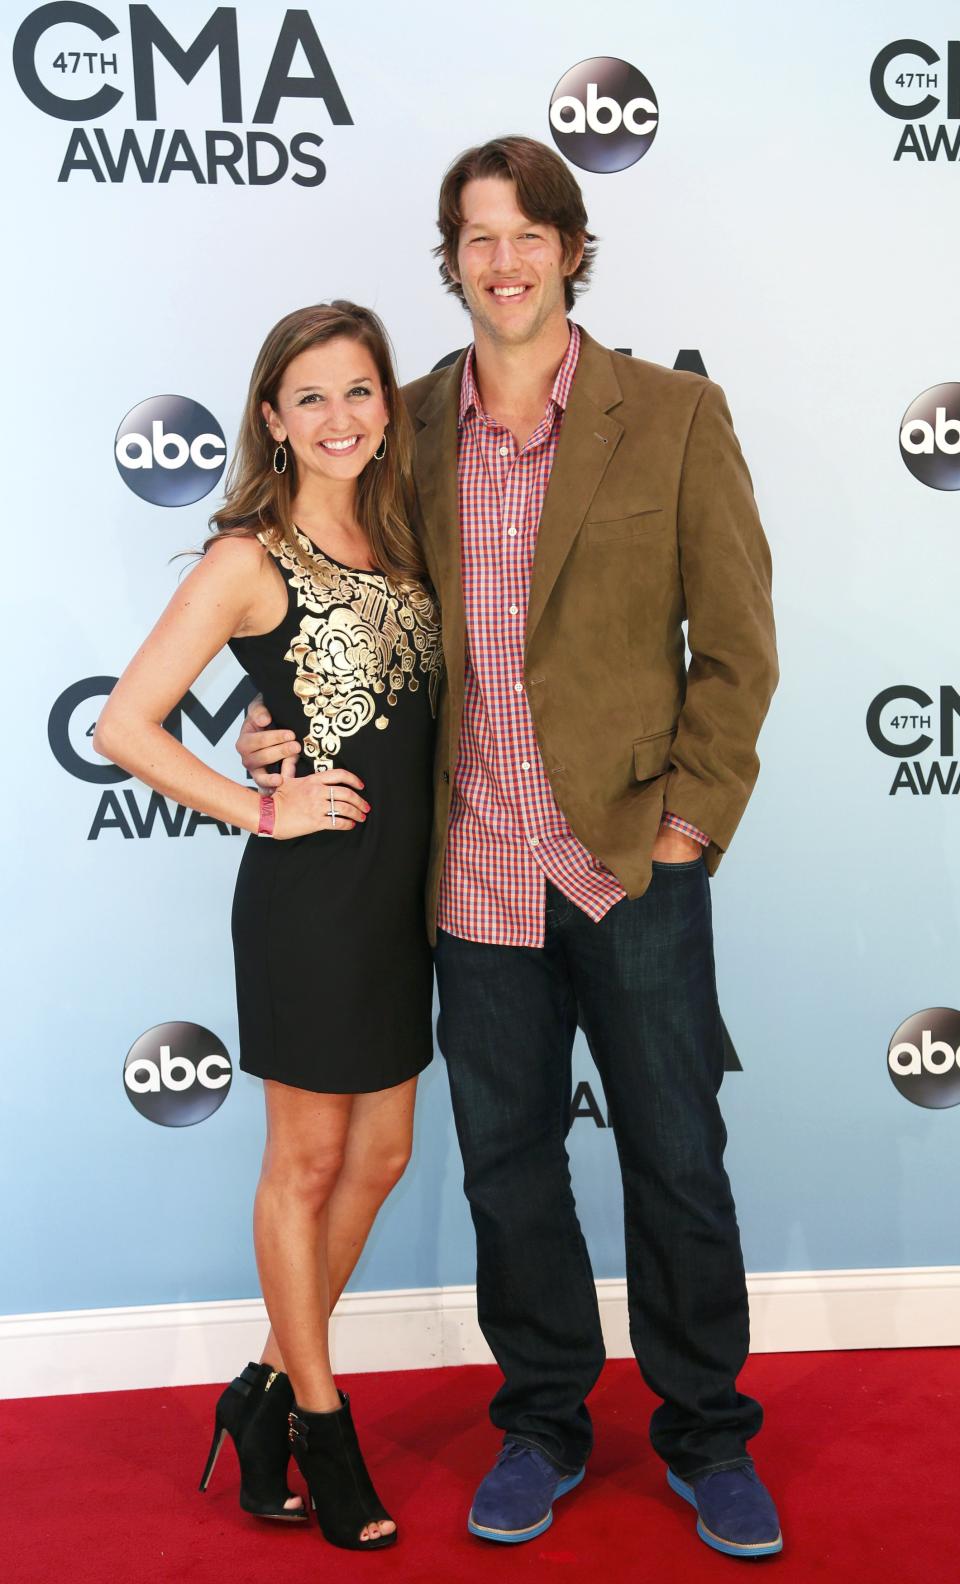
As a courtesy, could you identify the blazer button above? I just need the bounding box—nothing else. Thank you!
[442,770,450,783]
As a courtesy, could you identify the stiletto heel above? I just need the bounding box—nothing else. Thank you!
[288,1392,397,1550]
[198,1423,228,1492]
[198,1362,308,1522]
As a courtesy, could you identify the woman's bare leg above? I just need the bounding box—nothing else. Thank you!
[259,1077,417,1360]
[325,1077,417,1305]
[253,1080,351,1411]
[253,1076,416,1537]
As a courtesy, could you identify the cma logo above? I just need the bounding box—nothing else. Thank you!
[47,673,257,837]
[115,395,226,506]
[12,6,350,185]
[870,39,960,160]
[866,685,960,796]
[549,57,659,173]
[888,1010,960,1109]
[124,1023,232,1126]
[899,385,960,491]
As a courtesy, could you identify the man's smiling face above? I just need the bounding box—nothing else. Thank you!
[451,176,580,348]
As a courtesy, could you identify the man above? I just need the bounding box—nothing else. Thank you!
[240,135,780,1558]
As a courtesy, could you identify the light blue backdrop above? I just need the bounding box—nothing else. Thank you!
[2,0,958,1315]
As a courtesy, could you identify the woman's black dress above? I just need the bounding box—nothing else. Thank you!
[228,526,443,1094]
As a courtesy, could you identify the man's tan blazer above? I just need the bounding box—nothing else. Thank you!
[402,327,778,942]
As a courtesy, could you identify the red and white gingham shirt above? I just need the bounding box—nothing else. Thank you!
[436,325,707,948]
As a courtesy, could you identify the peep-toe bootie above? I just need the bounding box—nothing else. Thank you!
[287,1391,397,1550]
[199,1361,307,1521]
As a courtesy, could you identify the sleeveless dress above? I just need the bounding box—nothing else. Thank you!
[228,526,443,1093]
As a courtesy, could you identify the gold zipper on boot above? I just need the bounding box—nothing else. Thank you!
[264,1370,278,1391]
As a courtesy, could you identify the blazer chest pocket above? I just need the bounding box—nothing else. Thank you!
[586,507,664,544]
[633,729,675,782]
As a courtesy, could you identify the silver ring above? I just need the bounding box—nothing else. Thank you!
[329,786,337,827]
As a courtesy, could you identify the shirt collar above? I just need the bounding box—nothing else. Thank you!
[458,321,582,430]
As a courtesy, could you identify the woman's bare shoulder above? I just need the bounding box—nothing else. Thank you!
[191,532,278,592]
[197,532,287,637]
[202,531,271,569]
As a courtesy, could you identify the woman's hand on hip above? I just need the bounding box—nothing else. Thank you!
[272,767,370,839]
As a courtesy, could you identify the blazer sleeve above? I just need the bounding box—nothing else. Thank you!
[662,380,778,853]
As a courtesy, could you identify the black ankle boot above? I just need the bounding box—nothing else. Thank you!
[199,1361,308,1521]
[288,1392,397,1550]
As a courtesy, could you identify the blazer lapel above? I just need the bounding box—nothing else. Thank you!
[411,354,467,672]
[526,331,624,647]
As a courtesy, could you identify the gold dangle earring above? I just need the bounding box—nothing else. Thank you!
[373,433,387,463]
[273,441,288,475]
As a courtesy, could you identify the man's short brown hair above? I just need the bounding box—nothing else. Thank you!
[434,134,597,312]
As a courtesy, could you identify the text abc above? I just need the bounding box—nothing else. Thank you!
[888,1031,960,1076]
[550,83,657,137]
[900,407,960,455]
[125,1045,231,1093]
[116,421,226,471]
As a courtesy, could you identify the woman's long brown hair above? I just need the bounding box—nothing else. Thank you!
[208,301,424,583]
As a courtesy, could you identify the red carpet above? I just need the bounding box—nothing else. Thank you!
[3,1351,958,1583]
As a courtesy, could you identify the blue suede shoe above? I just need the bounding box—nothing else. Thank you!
[667,1466,783,1557]
[468,1441,585,1544]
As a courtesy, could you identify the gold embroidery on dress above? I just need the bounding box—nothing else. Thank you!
[258,528,442,771]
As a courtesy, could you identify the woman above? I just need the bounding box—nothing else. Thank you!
[95,302,442,1551]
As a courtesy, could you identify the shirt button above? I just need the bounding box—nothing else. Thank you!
[521,761,531,771]
[507,527,517,537]
[508,605,518,616]
[529,835,540,847]
[499,445,510,457]
[514,682,523,694]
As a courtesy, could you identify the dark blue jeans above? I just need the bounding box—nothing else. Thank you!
[434,860,762,1479]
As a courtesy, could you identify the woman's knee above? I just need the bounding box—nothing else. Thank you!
[344,1141,412,1201]
[260,1143,347,1212]
[379,1142,413,1191]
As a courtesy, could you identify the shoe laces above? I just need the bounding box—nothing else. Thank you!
[496,1441,556,1477]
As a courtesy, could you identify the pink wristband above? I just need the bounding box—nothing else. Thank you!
[257,794,276,838]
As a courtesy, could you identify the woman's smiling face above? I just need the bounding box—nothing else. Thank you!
[263,335,389,483]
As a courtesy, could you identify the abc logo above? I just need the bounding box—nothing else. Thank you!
[115,395,227,507]
[887,1008,960,1109]
[124,1022,232,1126]
[549,57,659,173]
[899,384,960,491]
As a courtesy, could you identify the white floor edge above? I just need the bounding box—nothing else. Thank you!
[4,1267,960,1399]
